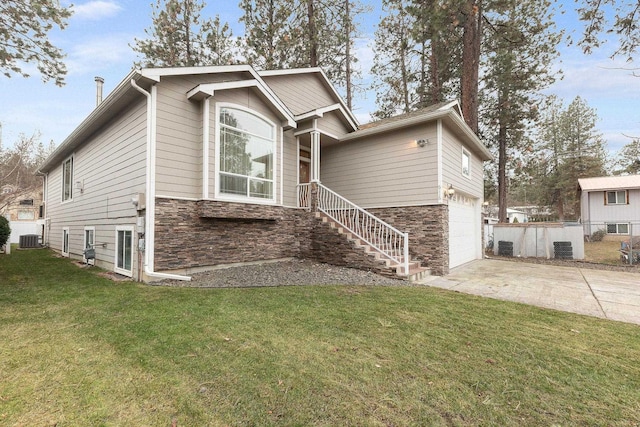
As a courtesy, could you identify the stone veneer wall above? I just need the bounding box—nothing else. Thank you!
[154,198,313,271]
[154,198,448,277]
[368,205,449,275]
[305,219,401,279]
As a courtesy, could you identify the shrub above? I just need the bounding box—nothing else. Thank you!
[0,216,10,248]
[591,229,606,242]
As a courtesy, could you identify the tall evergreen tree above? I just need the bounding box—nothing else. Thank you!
[481,0,562,222]
[133,0,237,67]
[239,0,298,69]
[529,96,607,220]
[371,0,416,118]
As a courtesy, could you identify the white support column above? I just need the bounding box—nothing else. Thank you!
[202,96,211,199]
[311,131,320,182]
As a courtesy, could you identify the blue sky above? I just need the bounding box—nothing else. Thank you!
[0,0,638,157]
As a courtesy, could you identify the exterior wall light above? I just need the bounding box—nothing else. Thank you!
[446,184,455,198]
[416,138,428,148]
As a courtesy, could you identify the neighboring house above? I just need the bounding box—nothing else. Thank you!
[0,185,44,244]
[507,208,527,223]
[38,65,492,282]
[578,175,640,239]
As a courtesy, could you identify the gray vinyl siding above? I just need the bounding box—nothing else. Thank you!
[583,189,640,234]
[155,76,203,199]
[318,111,350,138]
[441,125,483,199]
[321,123,439,207]
[45,98,147,274]
[261,74,336,115]
[282,130,298,207]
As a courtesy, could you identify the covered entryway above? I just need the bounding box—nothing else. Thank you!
[448,195,481,268]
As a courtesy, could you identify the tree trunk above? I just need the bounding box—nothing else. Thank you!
[430,36,441,104]
[344,0,352,109]
[308,0,318,67]
[498,121,508,223]
[460,0,481,134]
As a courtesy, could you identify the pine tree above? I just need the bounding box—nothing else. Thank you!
[482,0,563,222]
[132,0,237,67]
[0,0,72,86]
[371,0,416,118]
[239,0,298,69]
[614,139,640,174]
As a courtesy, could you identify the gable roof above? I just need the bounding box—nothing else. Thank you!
[259,68,358,131]
[38,65,307,173]
[342,100,492,161]
[578,175,640,191]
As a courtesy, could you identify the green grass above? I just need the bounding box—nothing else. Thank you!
[1,250,639,426]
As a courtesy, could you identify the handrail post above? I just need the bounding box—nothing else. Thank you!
[403,232,409,275]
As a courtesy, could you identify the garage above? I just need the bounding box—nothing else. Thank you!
[448,196,481,268]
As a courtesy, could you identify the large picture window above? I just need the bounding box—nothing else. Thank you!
[218,107,275,201]
[62,156,73,202]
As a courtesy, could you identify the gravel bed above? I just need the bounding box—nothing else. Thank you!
[153,259,404,288]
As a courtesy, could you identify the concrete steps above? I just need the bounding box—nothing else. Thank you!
[316,212,430,282]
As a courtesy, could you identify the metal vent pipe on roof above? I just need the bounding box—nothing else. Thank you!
[95,76,104,107]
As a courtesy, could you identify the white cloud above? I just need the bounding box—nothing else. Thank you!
[65,34,136,75]
[71,1,122,21]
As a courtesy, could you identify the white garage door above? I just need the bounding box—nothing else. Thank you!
[448,197,480,268]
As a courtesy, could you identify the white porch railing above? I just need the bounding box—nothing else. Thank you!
[298,182,410,275]
[297,183,311,209]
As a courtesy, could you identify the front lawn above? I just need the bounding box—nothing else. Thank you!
[1,249,639,426]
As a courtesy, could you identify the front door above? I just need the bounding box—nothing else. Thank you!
[299,160,310,184]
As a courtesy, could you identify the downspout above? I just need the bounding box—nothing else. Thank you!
[131,79,191,281]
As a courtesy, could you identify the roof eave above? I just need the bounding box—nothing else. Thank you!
[38,68,151,173]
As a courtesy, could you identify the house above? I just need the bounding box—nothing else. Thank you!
[0,185,44,244]
[38,65,492,282]
[578,175,640,240]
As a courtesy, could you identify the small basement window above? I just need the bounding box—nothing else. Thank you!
[606,223,629,234]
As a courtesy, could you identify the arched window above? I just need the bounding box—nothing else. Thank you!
[217,107,275,201]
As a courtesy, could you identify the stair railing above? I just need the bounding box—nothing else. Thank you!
[308,182,409,275]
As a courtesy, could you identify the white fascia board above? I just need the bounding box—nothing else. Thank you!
[187,80,296,129]
[295,104,357,131]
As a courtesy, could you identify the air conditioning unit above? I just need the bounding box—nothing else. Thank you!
[19,234,40,248]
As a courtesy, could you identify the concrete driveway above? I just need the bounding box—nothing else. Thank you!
[425,259,640,326]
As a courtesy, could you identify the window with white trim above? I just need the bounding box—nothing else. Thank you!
[115,226,134,276]
[605,190,627,205]
[462,148,471,178]
[217,107,275,201]
[606,223,629,234]
[62,156,73,202]
[62,227,70,257]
